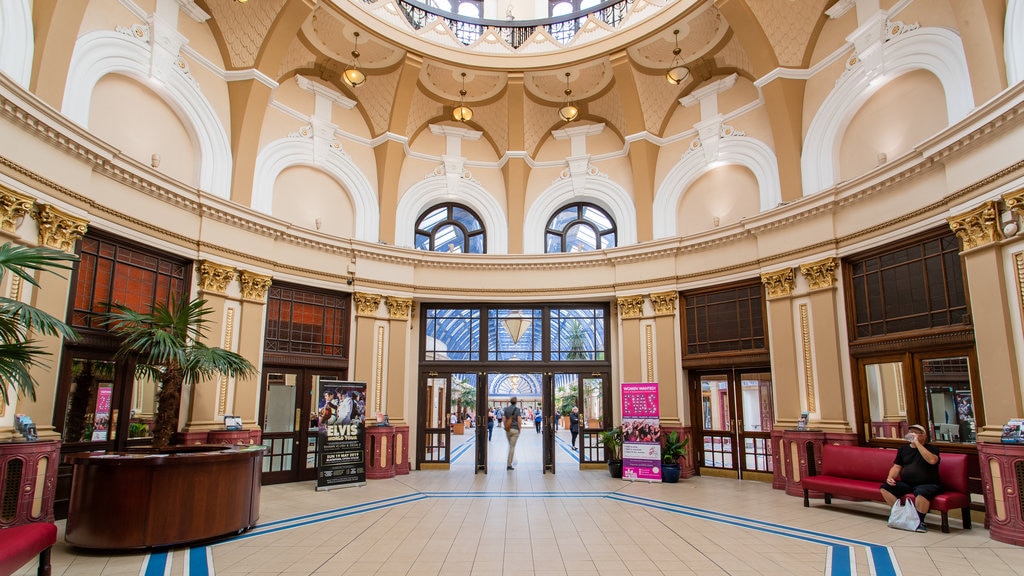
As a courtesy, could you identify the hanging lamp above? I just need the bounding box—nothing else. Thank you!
[342,31,366,88]
[558,72,579,122]
[666,29,690,85]
[452,72,473,122]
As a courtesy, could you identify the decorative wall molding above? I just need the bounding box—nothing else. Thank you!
[760,268,795,299]
[617,295,644,319]
[1001,187,1024,220]
[648,291,678,316]
[0,184,33,233]
[385,296,413,320]
[1007,0,1024,85]
[799,257,839,290]
[32,204,87,253]
[217,306,236,416]
[237,270,273,303]
[197,260,237,294]
[523,173,637,254]
[645,323,654,382]
[799,303,816,412]
[0,0,32,88]
[375,324,386,414]
[354,292,382,317]
[948,200,1001,251]
[395,170,508,253]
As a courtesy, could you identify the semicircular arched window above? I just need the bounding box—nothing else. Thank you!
[544,202,616,253]
[415,203,486,254]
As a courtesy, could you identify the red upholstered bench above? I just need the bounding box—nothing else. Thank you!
[0,522,57,576]
[801,443,971,533]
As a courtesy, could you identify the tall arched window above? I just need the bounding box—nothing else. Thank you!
[415,203,486,254]
[545,202,616,253]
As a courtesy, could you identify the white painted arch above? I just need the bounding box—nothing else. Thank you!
[62,31,232,198]
[802,27,974,196]
[1008,0,1024,86]
[395,175,508,254]
[252,137,380,243]
[652,136,782,240]
[0,0,32,88]
[523,175,637,254]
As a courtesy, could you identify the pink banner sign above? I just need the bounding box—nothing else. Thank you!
[621,382,661,482]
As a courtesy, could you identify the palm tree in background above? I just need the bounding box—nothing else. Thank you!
[0,242,78,406]
[100,297,255,449]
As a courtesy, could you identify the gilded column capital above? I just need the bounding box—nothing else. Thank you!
[760,268,795,299]
[385,296,413,320]
[648,291,678,316]
[197,260,236,295]
[948,200,1001,251]
[1002,187,1024,219]
[237,270,273,303]
[617,295,644,319]
[799,257,838,291]
[0,186,34,234]
[33,204,88,253]
[354,292,382,317]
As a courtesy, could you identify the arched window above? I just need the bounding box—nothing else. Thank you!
[415,203,486,254]
[545,202,616,253]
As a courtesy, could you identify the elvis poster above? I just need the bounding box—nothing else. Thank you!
[621,382,662,482]
[315,380,367,490]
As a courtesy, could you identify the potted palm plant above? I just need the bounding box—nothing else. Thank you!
[98,296,255,449]
[660,430,689,483]
[599,425,623,478]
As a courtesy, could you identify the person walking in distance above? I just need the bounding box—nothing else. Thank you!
[569,406,580,450]
[503,397,523,470]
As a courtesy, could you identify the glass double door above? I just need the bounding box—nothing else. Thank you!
[260,367,344,484]
[691,369,774,480]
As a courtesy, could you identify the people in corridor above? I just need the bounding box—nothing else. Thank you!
[535,408,542,433]
[503,397,522,470]
[487,409,494,441]
[880,424,941,533]
[569,406,580,450]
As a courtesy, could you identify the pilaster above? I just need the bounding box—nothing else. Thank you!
[761,269,801,428]
[383,296,413,427]
[648,291,682,427]
[352,292,383,416]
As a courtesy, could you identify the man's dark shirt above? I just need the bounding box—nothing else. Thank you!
[503,405,521,429]
[895,442,940,485]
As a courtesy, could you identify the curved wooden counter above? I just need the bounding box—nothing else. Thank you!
[64,445,264,550]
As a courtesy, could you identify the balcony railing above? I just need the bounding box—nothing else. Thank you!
[365,0,637,49]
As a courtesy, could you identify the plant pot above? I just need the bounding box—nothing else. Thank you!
[661,463,681,483]
[608,459,623,478]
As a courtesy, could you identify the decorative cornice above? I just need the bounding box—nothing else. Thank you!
[617,295,644,319]
[948,200,1001,251]
[354,292,382,317]
[0,185,34,234]
[799,257,838,290]
[197,260,237,294]
[1002,187,1024,220]
[648,291,678,316]
[385,296,413,320]
[760,268,795,299]
[237,270,273,303]
[32,204,87,253]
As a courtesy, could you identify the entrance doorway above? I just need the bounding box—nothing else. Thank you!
[691,369,774,480]
[260,367,344,484]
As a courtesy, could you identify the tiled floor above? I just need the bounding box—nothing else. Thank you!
[21,429,1024,576]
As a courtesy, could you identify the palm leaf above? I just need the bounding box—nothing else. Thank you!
[0,242,76,288]
[0,297,78,339]
[0,340,50,403]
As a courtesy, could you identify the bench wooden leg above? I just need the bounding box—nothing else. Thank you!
[803,489,809,507]
[961,507,972,529]
[941,511,950,533]
[37,547,52,576]
[824,494,832,505]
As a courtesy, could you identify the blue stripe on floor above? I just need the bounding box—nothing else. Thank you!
[868,545,901,576]
[140,550,170,576]
[184,546,211,576]
[449,434,475,463]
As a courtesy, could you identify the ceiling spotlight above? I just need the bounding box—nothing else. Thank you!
[558,72,579,122]
[452,72,473,122]
[666,29,690,85]
[343,31,366,88]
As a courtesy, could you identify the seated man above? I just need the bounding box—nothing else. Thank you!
[880,423,941,532]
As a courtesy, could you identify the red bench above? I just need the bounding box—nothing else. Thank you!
[801,443,972,533]
[0,522,57,576]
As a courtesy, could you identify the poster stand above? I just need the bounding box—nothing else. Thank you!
[621,382,662,482]
[314,380,367,491]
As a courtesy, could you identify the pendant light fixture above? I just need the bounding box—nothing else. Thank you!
[666,29,690,85]
[342,31,366,88]
[452,72,473,122]
[558,72,579,122]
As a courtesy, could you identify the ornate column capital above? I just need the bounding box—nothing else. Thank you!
[617,295,644,319]
[197,260,236,295]
[760,268,795,299]
[0,186,34,234]
[799,257,839,290]
[237,270,272,303]
[354,292,382,317]
[33,204,88,253]
[948,200,1001,251]
[648,291,678,316]
[385,296,413,320]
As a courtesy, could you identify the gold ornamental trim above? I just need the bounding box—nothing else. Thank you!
[800,303,816,413]
[648,291,678,316]
[1002,187,1024,219]
[0,185,34,234]
[375,325,385,414]
[385,296,413,320]
[354,292,382,317]
[238,270,272,303]
[760,268,795,299]
[197,260,236,295]
[645,324,654,382]
[799,257,838,291]
[948,200,1001,251]
[33,204,87,253]
[218,307,235,416]
[617,295,644,319]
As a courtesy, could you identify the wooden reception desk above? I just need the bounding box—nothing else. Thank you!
[65,445,264,550]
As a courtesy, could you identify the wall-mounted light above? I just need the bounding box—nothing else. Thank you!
[343,31,366,88]
[558,72,579,122]
[452,72,473,122]
[666,29,690,85]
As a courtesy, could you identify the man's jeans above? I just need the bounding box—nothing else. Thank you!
[506,427,520,468]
